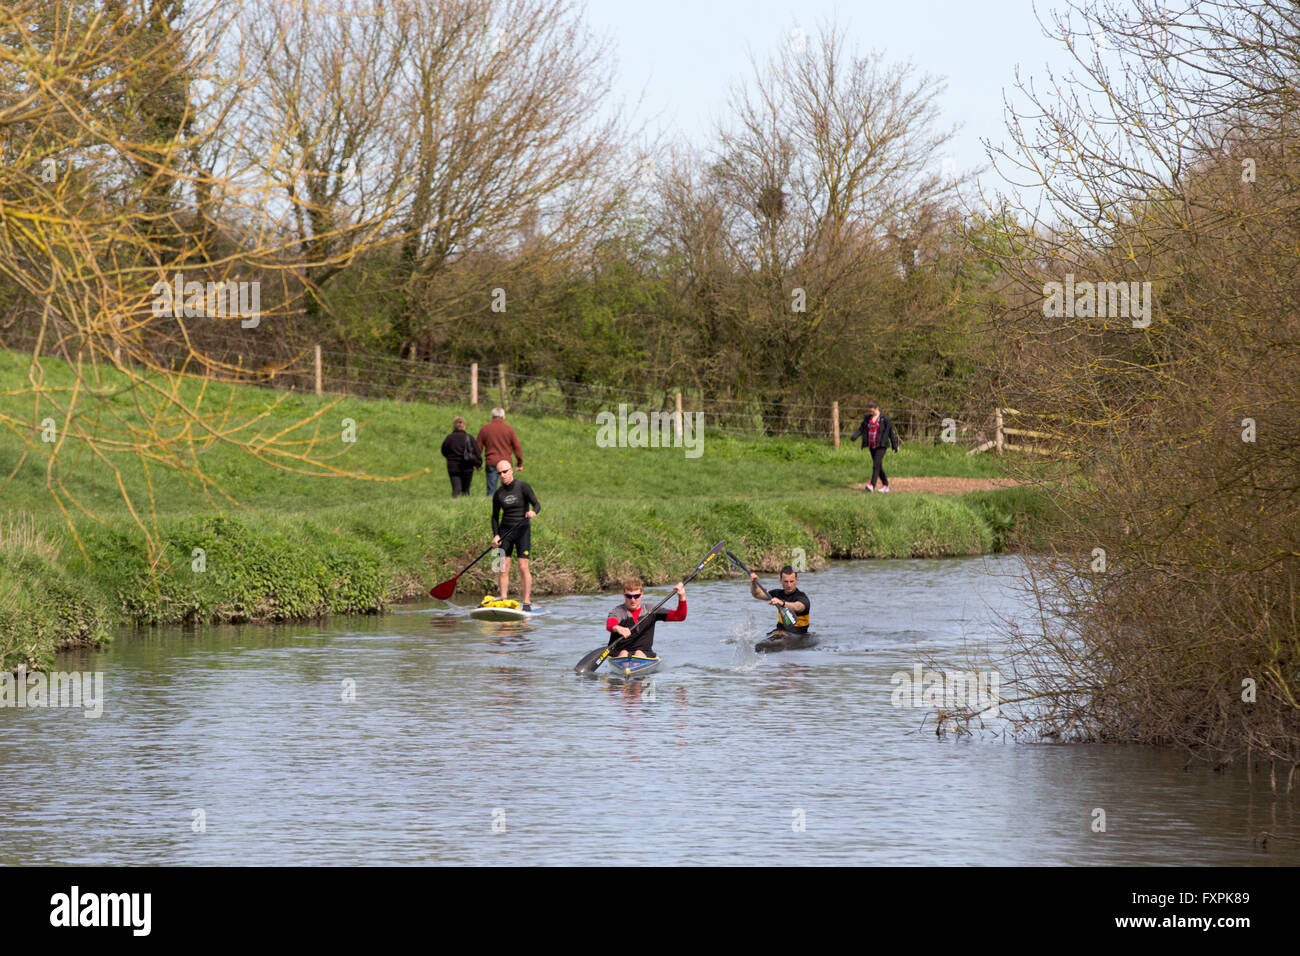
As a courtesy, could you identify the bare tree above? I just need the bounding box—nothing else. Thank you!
[382,0,626,358]
[984,0,1300,768]
[0,0,417,557]
[235,0,416,334]
[702,21,964,425]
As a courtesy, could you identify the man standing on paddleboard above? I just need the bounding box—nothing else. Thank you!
[491,461,540,610]
[749,566,810,633]
[607,578,687,660]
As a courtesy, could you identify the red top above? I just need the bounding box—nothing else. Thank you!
[606,602,687,631]
[867,417,880,448]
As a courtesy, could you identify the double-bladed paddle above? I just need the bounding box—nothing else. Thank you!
[428,521,524,599]
[725,549,797,630]
[574,540,727,675]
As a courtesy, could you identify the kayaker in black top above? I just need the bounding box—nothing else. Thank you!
[749,566,811,633]
[606,576,687,659]
[490,461,540,609]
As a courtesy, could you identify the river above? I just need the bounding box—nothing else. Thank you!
[3,555,1296,865]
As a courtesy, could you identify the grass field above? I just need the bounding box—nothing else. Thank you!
[0,348,1055,669]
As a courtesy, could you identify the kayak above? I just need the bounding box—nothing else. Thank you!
[755,628,817,652]
[469,605,549,622]
[606,655,661,679]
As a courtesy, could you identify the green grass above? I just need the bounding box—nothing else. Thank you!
[0,516,114,670]
[0,348,1005,516]
[0,348,1052,669]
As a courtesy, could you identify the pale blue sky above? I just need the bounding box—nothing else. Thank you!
[584,0,1076,195]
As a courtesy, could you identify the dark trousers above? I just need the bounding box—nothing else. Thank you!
[611,629,655,657]
[449,469,474,497]
[870,447,889,488]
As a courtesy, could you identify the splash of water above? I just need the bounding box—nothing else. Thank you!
[728,612,761,672]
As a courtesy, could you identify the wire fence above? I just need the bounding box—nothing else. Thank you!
[1,322,1012,447]
[292,346,1002,446]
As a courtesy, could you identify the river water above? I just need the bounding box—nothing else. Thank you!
[3,555,1297,865]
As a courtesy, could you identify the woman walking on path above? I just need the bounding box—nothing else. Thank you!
[440,417,482,497]
[850,401,900,492]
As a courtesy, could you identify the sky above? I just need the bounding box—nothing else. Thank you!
[583,0,1080,200]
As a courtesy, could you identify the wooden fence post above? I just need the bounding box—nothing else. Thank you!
[314,344,322,396]
[831,401,840,449]
[470,362,478,405]
[995,407,1004,455]
[498,363,507,410]
[674,390,683,442]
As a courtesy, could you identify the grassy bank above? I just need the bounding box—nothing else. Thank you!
[1,348,1055,669]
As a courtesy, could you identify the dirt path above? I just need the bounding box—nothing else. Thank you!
[848,476,1024,494]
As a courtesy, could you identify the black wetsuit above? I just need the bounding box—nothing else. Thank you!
[491,479,540,557]
[767,587,811,633]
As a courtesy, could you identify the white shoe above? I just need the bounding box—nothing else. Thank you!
[881,485,890,493]
[864,485,875,493]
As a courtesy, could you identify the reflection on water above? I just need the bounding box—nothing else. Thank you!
[1,555,1296,865]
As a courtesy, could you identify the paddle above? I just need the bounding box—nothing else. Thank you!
[725,549,797,630]
[428,521,523,599]
[574,540,727,675]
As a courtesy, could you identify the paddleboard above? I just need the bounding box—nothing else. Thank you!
[606,655,661,679]
[469,605,549,622]
[755,628,818,652]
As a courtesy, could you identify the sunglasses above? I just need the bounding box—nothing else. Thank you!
[624,593,642,599]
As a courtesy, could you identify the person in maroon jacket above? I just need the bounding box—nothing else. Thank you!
[606,578,687,660]
[476,407,523,497]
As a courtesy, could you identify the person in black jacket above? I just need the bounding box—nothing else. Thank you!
[440,417,481,497]
[850,401,900,492]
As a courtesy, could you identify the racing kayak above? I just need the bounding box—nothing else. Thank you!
[606,655,661,679]
[755,628,817,652]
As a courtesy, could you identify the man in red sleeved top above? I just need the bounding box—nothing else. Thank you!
[606,577,687,660]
